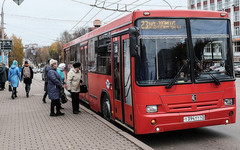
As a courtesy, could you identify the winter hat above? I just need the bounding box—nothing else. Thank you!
[50,59,57,66]
[73,62,81,68]
[58,63,66,70]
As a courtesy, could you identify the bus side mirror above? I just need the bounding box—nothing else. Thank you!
[129,27,139,57]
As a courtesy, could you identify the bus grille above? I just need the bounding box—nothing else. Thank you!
[166,100,220,112]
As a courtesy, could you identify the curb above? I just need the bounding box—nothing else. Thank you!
[65,93,153,150]
[35,78,153,150]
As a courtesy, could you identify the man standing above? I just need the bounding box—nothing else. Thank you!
[0,63,7,90]
[21,61,34,97]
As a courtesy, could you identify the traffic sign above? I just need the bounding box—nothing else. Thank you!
[13,0,24,5]
[0,40,13,52]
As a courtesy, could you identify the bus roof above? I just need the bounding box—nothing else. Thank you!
[64,10,228,49]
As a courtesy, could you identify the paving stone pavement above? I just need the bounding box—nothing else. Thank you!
[0,79,144,150]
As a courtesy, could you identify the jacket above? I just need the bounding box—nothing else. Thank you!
[67,68,81,93]
[8,64,21,87]
[47,67,62,100]
[0,65,7,83]
[21,65,34,84]
[44,65,51,91]
[57,68,65,84]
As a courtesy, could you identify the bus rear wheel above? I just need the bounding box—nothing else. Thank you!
[102,95,111,121]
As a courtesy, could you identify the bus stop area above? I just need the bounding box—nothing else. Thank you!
[0,78,152,150]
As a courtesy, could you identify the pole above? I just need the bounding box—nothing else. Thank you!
[1,0,6,65]
[162,0,172,9]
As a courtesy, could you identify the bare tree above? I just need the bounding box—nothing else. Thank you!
[72,27,88,39]
[58,30,72,46]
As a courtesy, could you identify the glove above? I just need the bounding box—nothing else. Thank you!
[68,90,71,93]
[80,80,83,83]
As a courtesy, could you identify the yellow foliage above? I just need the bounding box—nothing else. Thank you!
[9,35,24,66]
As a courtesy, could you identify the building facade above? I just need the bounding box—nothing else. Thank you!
[188,0,240,62]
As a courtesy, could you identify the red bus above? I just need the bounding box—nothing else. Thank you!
[64,10,236,134]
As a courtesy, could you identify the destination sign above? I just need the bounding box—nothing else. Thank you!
[140,20,182,30]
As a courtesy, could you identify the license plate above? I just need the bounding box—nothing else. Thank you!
[183,115,205,122]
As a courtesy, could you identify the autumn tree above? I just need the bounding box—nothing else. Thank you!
[49,41,63,62]
[8,35,24,66]
[40,46,50,65]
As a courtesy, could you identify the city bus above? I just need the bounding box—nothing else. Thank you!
[64,10,236,134]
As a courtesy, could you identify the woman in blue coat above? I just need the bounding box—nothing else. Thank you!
[47,59,64,117]
[8,60,21,99]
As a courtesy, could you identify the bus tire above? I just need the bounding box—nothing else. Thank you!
[102,94,111,121]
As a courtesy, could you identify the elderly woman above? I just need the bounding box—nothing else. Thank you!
[57,63,66,84]
[8,60,21,99]
[67,62,82,114]
[57,63,66,109]
[47,59,64,116]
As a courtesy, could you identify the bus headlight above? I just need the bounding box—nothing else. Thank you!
[146,105,158,113]
[224,98,234,106]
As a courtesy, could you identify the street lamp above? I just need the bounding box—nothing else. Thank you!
[1,0,24,66]
[1,0,6,65]
[162,0,182,10]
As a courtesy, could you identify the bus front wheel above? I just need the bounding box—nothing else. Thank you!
[102,95,111,121]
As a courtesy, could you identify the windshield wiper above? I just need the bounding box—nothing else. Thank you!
[205,72,221,85]
[165,64,185,89]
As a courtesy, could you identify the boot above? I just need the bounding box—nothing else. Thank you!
[50,113,56,117]
[50,100,55,116]
[11,91,15,99]
[56,100,64,116]
[15,90,17,97]
[26,92,29,98]
[56,112,65,116]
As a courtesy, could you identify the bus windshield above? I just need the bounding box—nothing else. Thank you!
[135,18,233,86]
[191,19,232,82]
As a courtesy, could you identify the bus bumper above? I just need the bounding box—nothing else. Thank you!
[134,107,236,134]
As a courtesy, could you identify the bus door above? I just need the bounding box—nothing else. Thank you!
[112,34,133,127]
[80,45,88,100]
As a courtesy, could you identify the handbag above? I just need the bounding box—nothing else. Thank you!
[80,85,88,93]
[8,84,12,92]
[60,89,68,104]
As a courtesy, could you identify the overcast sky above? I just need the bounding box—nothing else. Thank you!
[3,0,188,46]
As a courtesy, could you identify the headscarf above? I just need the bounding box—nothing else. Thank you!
[11,60,18,68]
[13,60,18,66]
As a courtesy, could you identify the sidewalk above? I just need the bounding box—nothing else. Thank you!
[0,78,153,150]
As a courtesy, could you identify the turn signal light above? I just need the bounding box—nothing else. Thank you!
[151,119,156,125]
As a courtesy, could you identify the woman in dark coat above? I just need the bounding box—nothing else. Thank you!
[21,61,34,97]
[0,63,7,90]
[47,59,64,117]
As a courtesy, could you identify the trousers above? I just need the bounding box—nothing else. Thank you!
[50,99,61,114]
[25,83,31,93]
[71,92,79,113]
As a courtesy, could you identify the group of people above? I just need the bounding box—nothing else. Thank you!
[0,60,34,99]
[42,58,83,117]
[1,58,83,118]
